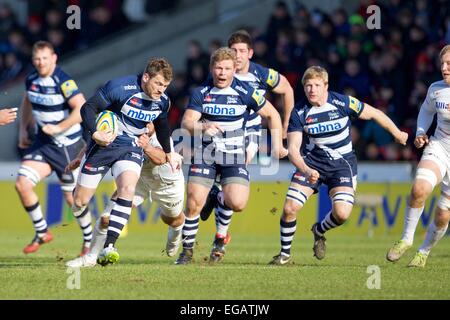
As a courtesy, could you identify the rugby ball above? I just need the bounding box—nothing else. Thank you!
[95,110,118,135]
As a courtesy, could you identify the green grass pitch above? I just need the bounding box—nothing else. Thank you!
[0,230,449,300]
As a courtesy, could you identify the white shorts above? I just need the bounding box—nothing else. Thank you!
[421,138,450,196]
[134,165,185,218]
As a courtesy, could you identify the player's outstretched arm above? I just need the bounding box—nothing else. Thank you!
[272,74,295,138]
[414,98,436,149]
[257,100,288,159]
[358,103,408,145]
[18,94,33,148]
[287,131,319,184]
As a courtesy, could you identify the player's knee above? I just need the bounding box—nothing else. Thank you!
[283,201,301,219]
[186,197,201,217]
[15,176,34,195]
[73,195,89,209]
[410,183,432,203]
[116,184,136,198]
[412,169,436,202]
[227,199,246,212]
[333,208,351,223]
[16,166,41,194]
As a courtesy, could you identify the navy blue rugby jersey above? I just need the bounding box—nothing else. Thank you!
[234,61,280,131]
[94,74,170,145]
[25,66,82,146]
[288,91,365,160]
[187,77,266,155]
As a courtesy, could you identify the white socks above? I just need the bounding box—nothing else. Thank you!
[418,221,448,255]
[401,206,424,244]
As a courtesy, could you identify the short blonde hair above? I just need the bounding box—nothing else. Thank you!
[439,44,450,60]
[302,66,329,85]
[210,47,236,67]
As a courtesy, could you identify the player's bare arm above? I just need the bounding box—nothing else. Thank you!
[287,130,319,184]
[272,74,295,138]
[182,109,223,136]
[42,93,85,136]
[18,94,33,148]
[358,103,408,145]
[256,100,288,158]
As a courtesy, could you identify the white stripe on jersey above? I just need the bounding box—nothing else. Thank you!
[202,86,248,153]
[209,86,240,96]
[310,126,350,146]
[28,91,65,106]
[319,142,353,160]
[304,102,353,158]
[235,72,260,83]
[32,109,66,124]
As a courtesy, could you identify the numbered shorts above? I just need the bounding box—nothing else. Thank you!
[78,142,143,189]
[188,162,250,188]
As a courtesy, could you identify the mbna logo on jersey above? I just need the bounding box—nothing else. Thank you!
[204,105,236,115]
[307,122,342,134]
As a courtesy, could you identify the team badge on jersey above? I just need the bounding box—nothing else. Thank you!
[266,68,279,87]
[61,80,78,98]
[349,96,362,113]
[251,89,266,107]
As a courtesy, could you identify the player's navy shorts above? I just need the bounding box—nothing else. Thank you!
[188,162,249,188]
[291,152,358,193]
[81,141,144,177]
[21,138,84,185]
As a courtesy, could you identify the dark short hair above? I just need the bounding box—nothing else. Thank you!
[228,29,253,49]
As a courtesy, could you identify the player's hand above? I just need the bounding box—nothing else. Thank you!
[394,131,408,146]
[92,129,116,147]
[202,123,223,136]
[137,133,150,148]
[18,129,31,149]
[42,124,63,136]
[0,108,17,126]
[278,147,289,159]
[166,152,183,172]
[305,168,320,184]
[414,134,429,149]
[146,122,155,136]
[65,157,82,173]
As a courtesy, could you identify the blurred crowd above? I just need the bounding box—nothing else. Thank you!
[2,0,449,162]
[167,0,450,162]
[0,0,179,88]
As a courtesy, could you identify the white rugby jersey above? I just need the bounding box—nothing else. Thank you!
[142,134,182,182]
[417,80,450,151]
